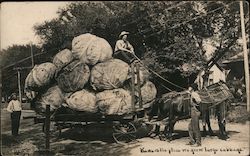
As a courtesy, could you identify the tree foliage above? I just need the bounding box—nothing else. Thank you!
[32,1,248,91]
[1,44,40,68]
[1,44,41,96]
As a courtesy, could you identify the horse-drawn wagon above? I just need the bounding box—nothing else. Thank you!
[22,33,235,154]
[32,81,233,151]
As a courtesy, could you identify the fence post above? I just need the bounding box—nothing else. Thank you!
[45,105,50,152]
[135,63,143,108]
[17,69,22,104]
[131,63,136,112]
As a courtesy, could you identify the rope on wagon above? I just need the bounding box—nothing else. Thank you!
[131,53,186,90]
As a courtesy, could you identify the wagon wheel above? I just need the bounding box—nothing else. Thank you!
[113,122,137,144]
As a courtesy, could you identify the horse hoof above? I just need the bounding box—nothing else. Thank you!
[208,130,215,136]
[209,133,215,136]
[167,137,173,142]
[159,137,165,141]
[218,135,229,140]
[202,132,207,137]
[225,136,230,140]
[159,135,167,141]
[149,134,157,138]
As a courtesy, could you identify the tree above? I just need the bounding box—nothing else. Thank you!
[34,1,248,92]
[1,44,41,97]
[34,2,117,56]
[1,44,40,68]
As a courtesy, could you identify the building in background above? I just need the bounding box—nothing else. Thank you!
[195,63,226,89]
[222,50,250,81]
[222,50,250,102]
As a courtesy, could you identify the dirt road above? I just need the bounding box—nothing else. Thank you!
[1,109,249,156]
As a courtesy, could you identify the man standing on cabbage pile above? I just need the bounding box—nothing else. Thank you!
[114,31,136,64]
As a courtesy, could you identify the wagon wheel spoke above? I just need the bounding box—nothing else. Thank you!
[113,129,127,134]
[113,122,137,144]
[113,126,130,134]
[124,133,137,142]
[128,123,137,132]
[123,134,133,142]
[126,132,135,137]
[127,123,137,139]
[114,132,136,138]
[113,134,130,144]
[127,127,136,133]
[127,134,136,140]
[114,134,125,139]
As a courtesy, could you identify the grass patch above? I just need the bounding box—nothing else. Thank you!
[227,105,250,123]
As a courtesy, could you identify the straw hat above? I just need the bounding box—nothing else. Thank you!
[11,93,17,99]
[119,31,130,38]
[11,93,17,96]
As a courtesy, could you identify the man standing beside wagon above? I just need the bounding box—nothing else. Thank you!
[187,83,202,147]
[7,93,22,136]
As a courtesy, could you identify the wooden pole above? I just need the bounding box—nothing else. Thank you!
[0,69,2,102]
[131,63,136,112]
[30,42,34,68]
[13,67,32,105]
[0,67,2,150]
[17,70,22,104]
[135,63,143,108]
[240,1,250,111]
[45,105,50,151]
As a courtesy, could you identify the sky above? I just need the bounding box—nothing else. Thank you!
[1,2,69,50]
[0,2,220,55]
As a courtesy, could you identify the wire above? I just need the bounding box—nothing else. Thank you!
[136,1,236,39]
[159,83,172,92]
[146,1,215,20]
[2,52,46,70]
[168,1,236,30]
[154,1,189,13]
[145,64,185,90]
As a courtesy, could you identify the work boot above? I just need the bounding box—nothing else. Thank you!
[186,141,195,145]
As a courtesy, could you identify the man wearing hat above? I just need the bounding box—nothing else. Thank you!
[187,83,202,146]
[114,31,136,64]
[7,93,22,136]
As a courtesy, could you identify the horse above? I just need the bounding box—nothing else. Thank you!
[147,81,234,141]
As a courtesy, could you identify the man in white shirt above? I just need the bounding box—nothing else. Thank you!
[187,83,202,147]
[113,31,136,64]
[7,93,22,136]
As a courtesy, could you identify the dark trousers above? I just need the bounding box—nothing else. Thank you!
[11,111,21,136]
[188,107,201,144]
[113,50,136,64]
